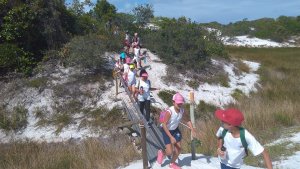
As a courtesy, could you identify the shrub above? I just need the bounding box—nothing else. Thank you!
[231,89,244,100]
[158,90,176,106]
[0,43,35,76]
[0,105,28,132]
[274,112,294,126]
[235,59,250,73]
[62,33,122,70]
[195,101,217,120]
[143,18,227,74]
[26,77,48,89]
[187,80,199,89]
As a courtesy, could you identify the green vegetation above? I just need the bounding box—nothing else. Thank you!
[158,90,176,106]
[195,101,217,120]
[231,89,244,100]
[235,59,250,73]
[144,17,227,74]
[179,47,300,162]
[80,106,125,129]
[206,71,230,87]
[245,142,300,167]
[205,16,300,42]
[27,77,48,89]
[225,47,300,150]
[0,105,28,132]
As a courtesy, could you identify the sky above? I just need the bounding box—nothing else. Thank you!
[66,0,300,24]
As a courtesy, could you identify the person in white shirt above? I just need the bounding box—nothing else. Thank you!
[133,70,159,123]
[127,64,137,97]
[215,108,273,169]
[156,93,196,169]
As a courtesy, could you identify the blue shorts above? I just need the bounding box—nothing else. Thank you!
[221,163,239,169]
[161,127,182,145]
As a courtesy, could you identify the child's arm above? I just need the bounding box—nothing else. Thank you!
[262,149,273,169]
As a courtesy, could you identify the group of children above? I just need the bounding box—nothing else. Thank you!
[156,93,273,169]
[115,31,273,169]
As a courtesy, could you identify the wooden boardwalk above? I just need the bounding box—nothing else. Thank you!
[118,75,165,164]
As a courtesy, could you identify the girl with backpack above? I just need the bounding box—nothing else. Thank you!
[156,93,196,169]
[215,108,273,169]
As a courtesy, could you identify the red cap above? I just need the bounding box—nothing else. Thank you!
[215,108,244,126]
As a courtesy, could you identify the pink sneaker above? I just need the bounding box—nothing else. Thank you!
[169,163,181,169]
[156,149,164,164]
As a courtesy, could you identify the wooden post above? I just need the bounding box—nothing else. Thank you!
[115,74,118,96]
[140,123,148,169]
[189,90,196,160]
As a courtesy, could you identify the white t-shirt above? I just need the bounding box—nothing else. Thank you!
[166,106,184,130]
[216,127,264,168]
[135,79,151,101]
[123,63,129,73]
[127,70,136,86]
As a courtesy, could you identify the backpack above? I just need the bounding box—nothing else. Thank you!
[221,127,249,156]
[159,109,171,123]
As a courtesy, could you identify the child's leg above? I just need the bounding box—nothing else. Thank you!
[139,101,145,115]
[170,141,181,164]
[145,100,151,121]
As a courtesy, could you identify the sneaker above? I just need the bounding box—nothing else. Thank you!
[156,149,164,164]
[147,121,152,127]
[169,163,181,169]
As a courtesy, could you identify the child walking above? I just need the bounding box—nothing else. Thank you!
[156,93,196,169]
[215,108,273,169]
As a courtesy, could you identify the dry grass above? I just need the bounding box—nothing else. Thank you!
[235,59,250,73]
[0,135,139,169]
[226,47,300,142]
[179,47,300,166]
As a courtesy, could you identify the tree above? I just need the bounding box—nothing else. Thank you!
[68,0,93,16]
[93,0,116,23]
[132,4,154,26]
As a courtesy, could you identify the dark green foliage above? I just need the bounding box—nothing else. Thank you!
[0,106,28,132]
[114,13,138,32]
[195,101,217,120]
[210,16,300,42]
[158,90,176,106]
[0,0,80,76]
[0,43,35,76]
[144,17,227,73]
[132,4,154,26]
[62,33,122,70]
[93,0,116,23]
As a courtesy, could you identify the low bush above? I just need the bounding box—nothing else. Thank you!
[195,101,217,120]
[158,90,176,106]
[0,43,35,76]
[0,105,28,132]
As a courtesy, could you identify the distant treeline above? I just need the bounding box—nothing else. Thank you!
[202,16,300,42]
[4,0,297,77]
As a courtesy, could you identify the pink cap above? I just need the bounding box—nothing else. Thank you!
[141,73,148,77]
[215,108,244,126]
[125,57,131,64]
[172,93,185,104]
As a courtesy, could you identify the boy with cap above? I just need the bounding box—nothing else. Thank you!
[215,108,273,169]
[156,93,196,169]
